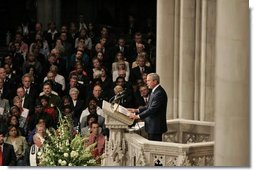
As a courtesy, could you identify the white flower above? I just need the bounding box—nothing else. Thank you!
[68,163,72,166]
[61,160,67,166]
[66,140,70,146]
[37,152,42,156]
[50,162,54,165]
[64,153,69,157]
[58,159,62,164]
[88,159,96,164]
[70,151,78,158]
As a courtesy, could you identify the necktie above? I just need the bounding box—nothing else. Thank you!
[0,90,2,99]
[25,89,28,95]
[0,146,3,166]
[144,97,148,104]
[141,67,144,73]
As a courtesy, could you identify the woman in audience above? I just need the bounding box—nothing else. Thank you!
[5,125,28,166]
[75,28,92,51]
[92,57,102,79]
[7,115,25,136]
[80,114,98,137]
[112,52,130,73]
[10,103,28,135]
[112,61,130,82]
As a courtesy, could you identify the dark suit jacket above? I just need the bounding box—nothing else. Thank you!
[70,99,85,126]
[3,143,17,166]
[138,85,167,134]
[131,66,152,83]
[23,95,35,116]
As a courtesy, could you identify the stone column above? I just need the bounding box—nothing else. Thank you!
[214,0,249,166]
[156,0,176,119]
[178,0,196,120]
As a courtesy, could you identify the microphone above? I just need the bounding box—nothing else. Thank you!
[110,89,127,104]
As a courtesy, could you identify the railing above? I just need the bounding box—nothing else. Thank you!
[124,119,215,166]
[124,133,214,166]
[102,118,215,166]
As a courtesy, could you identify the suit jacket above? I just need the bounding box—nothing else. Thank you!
[138,85,167,134]
[0,98,10,116]
[131,66,152,83]
[70,99,85,126]
[23,95,35,116]
[3,143,17,166]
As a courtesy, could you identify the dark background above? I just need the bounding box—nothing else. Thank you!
[0,0,156,46]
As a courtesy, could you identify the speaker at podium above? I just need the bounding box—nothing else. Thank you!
[102,100,134,125]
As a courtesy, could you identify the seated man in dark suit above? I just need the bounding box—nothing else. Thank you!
[0,130,16,166]
[128,73,168,141]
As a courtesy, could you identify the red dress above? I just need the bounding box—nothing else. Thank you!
[88,133,105,157]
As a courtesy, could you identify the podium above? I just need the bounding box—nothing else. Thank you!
[102,100,134,166]
[102,100,134,126]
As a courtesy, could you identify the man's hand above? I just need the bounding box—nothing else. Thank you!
[127,108,138,113]
[129,113,140,120]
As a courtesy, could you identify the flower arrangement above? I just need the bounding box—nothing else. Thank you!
[38,116,98,166]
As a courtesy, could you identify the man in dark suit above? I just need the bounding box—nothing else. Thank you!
[17,87,35,116]
[131,55,152,84]
[128,73,168,141]
[0,130,16,166]
[22,74,39,100]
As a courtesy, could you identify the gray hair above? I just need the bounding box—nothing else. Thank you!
[69,87,79,95]
[147,73,160,84]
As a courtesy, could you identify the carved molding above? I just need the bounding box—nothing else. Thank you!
[190,155,214,166]
[107,139,127,166]
[183,132,210,144]
[163,132,178,142]
[136,148,146,166]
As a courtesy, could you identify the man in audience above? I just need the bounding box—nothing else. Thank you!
[25,133,44,166]
[0,130,16,166]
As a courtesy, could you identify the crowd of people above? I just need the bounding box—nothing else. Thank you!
[0,14,156,166]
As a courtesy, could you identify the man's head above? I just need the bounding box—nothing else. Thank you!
[75,50,84,60]
[92,85,102,98]
[22,74,31,88]
[139,84,149,97]
[43,82,52,96]
[118,38,125,47]
[146,73,160,89]
[134,33,142,44]
[0,68,7,80]
[114,85,123,95]
[88,104,97,115]
[17,87,25,98]
[137,55,146,67]
[33,133,43,147]
[47,71,56,81]
[95,43,103,53]
[62,105,73,116]
[69,77,78,88]
[115,76,125,87]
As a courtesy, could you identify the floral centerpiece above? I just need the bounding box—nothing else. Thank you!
[38,116,98,166]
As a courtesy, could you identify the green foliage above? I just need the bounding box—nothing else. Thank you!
[38,116,98,166]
